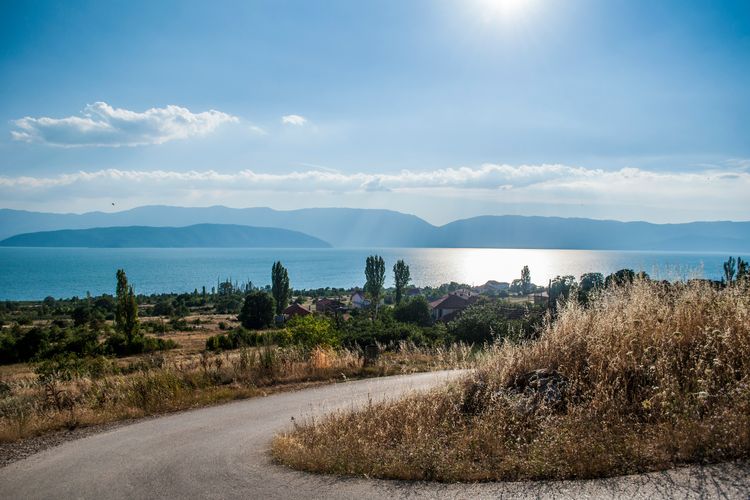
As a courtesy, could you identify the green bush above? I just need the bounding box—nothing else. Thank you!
[393,296,432,326]
[287,315,339,349]
[205,327,290,351]
[447,301,543,344]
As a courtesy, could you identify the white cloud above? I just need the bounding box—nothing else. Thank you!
[1,163,748,222]
[11,102,239,147]
[281,114,307,126]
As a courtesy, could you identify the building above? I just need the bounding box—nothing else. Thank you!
[315,297,345,314]
[429,293,470,321]
[283,302,311,318]
[350,290,370,309]
[475,280,510,294]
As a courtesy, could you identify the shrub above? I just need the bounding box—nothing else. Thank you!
[393,296,432,326]
[447,301,542,344]
[287,315,339,349]
[205,327,291,351]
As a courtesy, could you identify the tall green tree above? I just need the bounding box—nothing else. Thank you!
[364,255,386,319]
[271,261,291,315]
[723,256,737,285]
[393,259,411,305]
[520,265,531,295]
[115,269,139,341]
[115,269,128,327]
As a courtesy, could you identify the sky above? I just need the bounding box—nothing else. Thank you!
[0,0,749,225]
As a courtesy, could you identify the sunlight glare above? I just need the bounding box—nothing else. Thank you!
[473,0,537,23]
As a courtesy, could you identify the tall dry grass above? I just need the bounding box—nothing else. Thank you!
[273,280,750,481]
[0,343,477,441]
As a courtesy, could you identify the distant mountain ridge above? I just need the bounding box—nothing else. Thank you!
[0,224,330,248]
[0,206,748,251]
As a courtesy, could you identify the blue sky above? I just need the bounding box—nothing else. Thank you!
[1,0,749,224]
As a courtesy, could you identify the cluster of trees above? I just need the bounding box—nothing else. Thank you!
[0,269,175,365]
[235,255,412,330]
[545,269,646,312]
[205,255,545,352]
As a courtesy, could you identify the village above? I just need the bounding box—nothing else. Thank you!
[281,278,547,323]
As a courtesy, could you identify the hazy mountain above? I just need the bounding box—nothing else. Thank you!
[0,206,748,251]
[0,206,436,247]
[0,224,330,248]
[433,216,750,251]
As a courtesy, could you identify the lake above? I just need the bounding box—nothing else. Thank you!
[0,247,735,300]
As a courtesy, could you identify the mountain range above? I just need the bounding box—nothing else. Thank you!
[0,206,748,251]
[0,224,330,248]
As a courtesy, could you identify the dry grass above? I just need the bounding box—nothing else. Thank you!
[273,280,750,481]
[0,343,477,442]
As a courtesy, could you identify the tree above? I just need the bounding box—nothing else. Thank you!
[115,269,128,328]
[723,256,737,285]
[238,291,275,330]
[520,265,531,295]
[115,269,139,341]
[271,261,291,315]
[738,257,749,283]
[71,304,92,327]
[393,296,431,326]
[605,269,636,288]
[577,272,604,304]
[549,275,577,312]
[364,255,386,319]
[393,259,411,305]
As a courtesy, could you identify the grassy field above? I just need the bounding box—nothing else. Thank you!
[0,321,478,442]
[273,280,750,481]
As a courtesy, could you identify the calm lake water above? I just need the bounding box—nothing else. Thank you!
[0,247,734,300]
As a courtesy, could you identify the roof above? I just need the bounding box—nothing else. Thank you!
[429,294,470,310]
[283,303,310,315]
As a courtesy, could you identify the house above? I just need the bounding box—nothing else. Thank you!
[429,293,470,321]
[453,288,478,299]
[350,290,371,309]
[405,287,422,298]
[475,280,510,294]
[315,298,345,314]
[283,303,311,318]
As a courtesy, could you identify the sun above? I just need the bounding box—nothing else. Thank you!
[473,0,536,23]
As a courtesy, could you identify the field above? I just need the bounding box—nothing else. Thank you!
[0,310,478,443]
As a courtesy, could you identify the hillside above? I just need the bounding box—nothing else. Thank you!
[0,206,748,251]
[0,224,331,248]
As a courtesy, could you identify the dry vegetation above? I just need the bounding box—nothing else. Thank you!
[0,343,477,442]
[273,280,750,481]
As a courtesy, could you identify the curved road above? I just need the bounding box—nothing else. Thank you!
[1,370,748,499]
